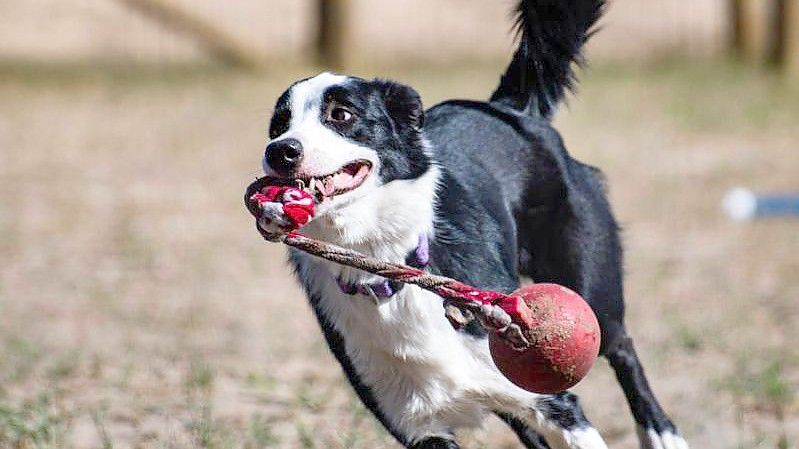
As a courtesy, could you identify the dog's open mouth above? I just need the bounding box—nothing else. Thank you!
[260,160,372,202]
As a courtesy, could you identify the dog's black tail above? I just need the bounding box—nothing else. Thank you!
[490,0,605,119]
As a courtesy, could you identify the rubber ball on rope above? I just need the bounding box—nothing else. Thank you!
[488,283,600,393]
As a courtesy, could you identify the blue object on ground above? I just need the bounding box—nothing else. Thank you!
[723,188,799,220]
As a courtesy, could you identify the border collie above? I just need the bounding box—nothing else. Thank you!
[248,1,689,448]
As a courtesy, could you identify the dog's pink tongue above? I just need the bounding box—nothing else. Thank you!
[334,164,369,191]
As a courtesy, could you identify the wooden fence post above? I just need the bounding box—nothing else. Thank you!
[786,0,799,74]
[729,0,746,56]
[730,0,797,72]
[316,0,352,70]
[767,0,788,67]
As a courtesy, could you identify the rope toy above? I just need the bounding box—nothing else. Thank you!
[245,179,601,393]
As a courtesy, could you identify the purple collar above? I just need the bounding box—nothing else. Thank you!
[336,234,429,302]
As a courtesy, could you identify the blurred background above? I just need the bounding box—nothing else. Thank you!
[0,1,797,448]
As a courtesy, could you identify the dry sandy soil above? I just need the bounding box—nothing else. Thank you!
[0,58,798,449]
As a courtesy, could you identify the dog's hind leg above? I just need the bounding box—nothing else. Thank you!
[517,157,688,449]
[606,334,689,449]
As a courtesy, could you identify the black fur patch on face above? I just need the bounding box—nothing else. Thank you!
[269,76,314,140]
[319,78,431,183]
[268,89,292,140]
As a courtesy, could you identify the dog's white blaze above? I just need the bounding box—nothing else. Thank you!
[288,72,348,127]
[262,72,378,187]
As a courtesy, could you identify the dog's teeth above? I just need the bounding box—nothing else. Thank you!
[324,176,335,196]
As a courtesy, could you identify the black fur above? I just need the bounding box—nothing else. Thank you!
[490,0,605,118]
[410,437,460,449]
[318,80,431,182]
[495,412,550,449]
[536,392,592,429]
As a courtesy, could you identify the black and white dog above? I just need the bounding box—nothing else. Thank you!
[249,1,688,448]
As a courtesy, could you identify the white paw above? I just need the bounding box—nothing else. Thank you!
[567,427,609,449]
[637,427,689,449]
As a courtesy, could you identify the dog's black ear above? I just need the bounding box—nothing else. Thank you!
[375,80,424,131]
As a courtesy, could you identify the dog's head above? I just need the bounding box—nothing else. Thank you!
[261,73,432,220]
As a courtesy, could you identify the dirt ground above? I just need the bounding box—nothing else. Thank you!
[0,59,797,449]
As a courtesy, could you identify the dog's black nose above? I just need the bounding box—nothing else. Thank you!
[265,138,304,176]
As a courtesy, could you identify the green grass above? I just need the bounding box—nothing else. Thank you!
[606,58,799,132]
[718,351,795,449]
[0,391,72,449]
[0,338,42,384]
[247,414,279,449]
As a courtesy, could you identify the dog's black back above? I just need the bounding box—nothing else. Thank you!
[425,99,626,351]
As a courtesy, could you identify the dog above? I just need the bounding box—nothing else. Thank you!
[247,1,689,448]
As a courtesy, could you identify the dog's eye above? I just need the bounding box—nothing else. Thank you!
[329,107,354,123]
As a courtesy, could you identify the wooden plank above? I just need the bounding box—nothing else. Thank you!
[731,0,771,62]
[118,0,262,69]
[316,0,353,69]
[729,0,746,55]
[786,0,799,73]
[767,0,788,67]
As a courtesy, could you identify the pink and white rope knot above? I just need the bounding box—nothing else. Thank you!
[249,186,316,232]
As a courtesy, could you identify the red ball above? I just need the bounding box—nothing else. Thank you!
[489,283,600,394]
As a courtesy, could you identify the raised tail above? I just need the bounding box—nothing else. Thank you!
[490,0,605,119]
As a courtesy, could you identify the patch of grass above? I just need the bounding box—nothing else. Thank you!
[587,58,799,133]
[661,61,799,132]
[186,359,215,395]
[721,355,794,412]
[91,404,114,449]
[0,59,243,89]
[47,351,81,381]
[295,421,316,449]
[719,351,795,449]
[0,391,72,449]
[337,405,367,449]
[247,414,279,449]
[246,372,277,392]
[671,322,703,353]
[0,338,43,384]
[184,359,230,449]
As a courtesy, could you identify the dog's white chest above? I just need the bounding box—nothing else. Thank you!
[297,254,507,437]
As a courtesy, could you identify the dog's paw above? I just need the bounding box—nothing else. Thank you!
[636,427,689,449]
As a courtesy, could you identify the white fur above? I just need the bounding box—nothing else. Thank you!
[637,427,690,449]
[269,72,608,448]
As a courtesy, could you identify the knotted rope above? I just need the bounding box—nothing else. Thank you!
[281,232,531,349]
